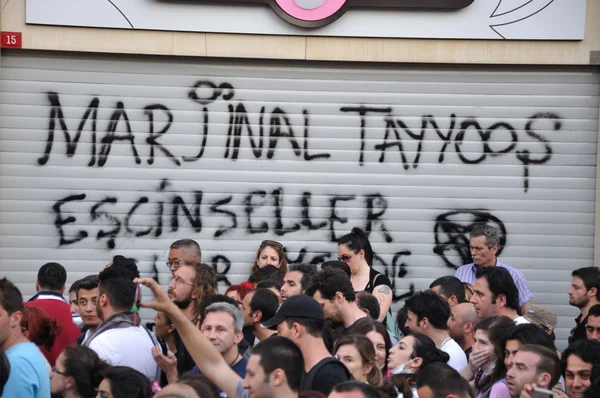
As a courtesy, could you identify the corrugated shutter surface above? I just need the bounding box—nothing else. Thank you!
[1,52,599,348]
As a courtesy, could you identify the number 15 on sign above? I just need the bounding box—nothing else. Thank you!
[1,32,22,48]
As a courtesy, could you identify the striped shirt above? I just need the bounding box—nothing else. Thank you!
[454,260,533,308]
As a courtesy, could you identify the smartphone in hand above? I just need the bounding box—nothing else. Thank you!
[531,387,556,398]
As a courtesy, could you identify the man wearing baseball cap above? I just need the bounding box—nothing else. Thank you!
[262,294,352,395]
[524,305,558,340]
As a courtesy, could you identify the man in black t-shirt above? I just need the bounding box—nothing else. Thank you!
[306,269,368,339]
[262,295,352,395]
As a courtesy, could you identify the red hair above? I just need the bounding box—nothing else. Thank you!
[21,304,61,351]
[225,282,253,301]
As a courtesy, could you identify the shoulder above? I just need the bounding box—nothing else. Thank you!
[371,269,392,288]
[498,262,526,279]
[454,264,475,278]
[315,358,351,379]
[489,381,510,397]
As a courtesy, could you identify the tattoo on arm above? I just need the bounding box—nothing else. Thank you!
[377,286,391,295]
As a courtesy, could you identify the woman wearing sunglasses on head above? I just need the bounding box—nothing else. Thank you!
[50,345,109,398]
[250,240,288,274]
[338,227,393,325]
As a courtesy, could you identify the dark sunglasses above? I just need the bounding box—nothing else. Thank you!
[261,240,284,250]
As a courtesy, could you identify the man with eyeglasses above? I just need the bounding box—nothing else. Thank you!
[167,239,202,275]
[161,261,217,376]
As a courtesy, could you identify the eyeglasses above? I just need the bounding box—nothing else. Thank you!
[261,240,284,250]
[166,260,183,269]
[338,254,354,263]
[51,367,67,376]
[170,275,194,287]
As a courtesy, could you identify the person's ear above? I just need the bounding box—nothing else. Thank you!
[589,287,598,299]
[537,372,552,388]
[335,292,344,303]
[234,331,244,345]
[363,363,373,376]
[491,244,499,256]
[420,317,430,330]
[100,294,108,308]
[60,284,66,294]
[167,324,176,334]
[252,310,263,323]
[496,294,507,308]
[35,281,40,292]
[464,321,474,334]
[449,295,458,307]
[411,357,423,371]
[10,311,22,329]
[292,322,302,339]
[270,369,286,387]
[358,249,365,260]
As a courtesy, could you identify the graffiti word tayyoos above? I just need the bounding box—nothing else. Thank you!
[39,82,561,192]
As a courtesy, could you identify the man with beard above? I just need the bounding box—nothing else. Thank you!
[84,266,159,381]
[281,264,317,302]
[568,267,600,344]
[306,269,368,338]
[164,261,217,376]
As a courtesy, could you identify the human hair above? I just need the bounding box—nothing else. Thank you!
[510,324,557,352]
[37,262,67,291]
[396,305,410,337]
[572,267,600,300]
[409,332,450,368]
[330,381,381,398]
[463,283,475,302]
[97,266,136,312]
[288,264,318,291]
[298,392,327,398]
[0,277,24,315]
[351,317,392,374]
[62,345,110,398]
[248,265,283,285]
[560,339,600,379]
[518,344,561,388]
[249,289,279,323]
[590,304,600,318]
[170,239,202,260]
[357,291,380,320]
[0,349,8,396]
[475,316,515,392]
[256,279,283,292]
[284,317,324,338]
[178,372,219,398]
[251,336,305,392]
[470,224,500,248]
[111,255,140,278]
[205,302,244,333]
[335,334,383,387]
[416,362,475,398]
[185,262,218,307]
[197,294,239,325]
[321,261,351,278]
[337,227,374,266]
[100,366,152,398]
[251,241,288,274]
[430,276,466,303]
[69,279,82,294]
[21,305,61,351]
[585,378,600,398]
[305,268,356,302]
[404,290,451,330]
[76,275,100,299]
[225,283,253,302]
[475,266,520,314]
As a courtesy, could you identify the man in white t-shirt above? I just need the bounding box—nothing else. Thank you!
[471,266,530,325]
[404,291,468,372]
[84,266,158,381]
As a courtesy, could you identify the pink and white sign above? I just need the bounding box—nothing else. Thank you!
[25,0,586,40]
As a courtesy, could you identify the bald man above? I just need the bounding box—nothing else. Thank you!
[447,303,479,360]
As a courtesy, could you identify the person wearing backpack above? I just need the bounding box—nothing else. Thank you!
[262,295,352,395]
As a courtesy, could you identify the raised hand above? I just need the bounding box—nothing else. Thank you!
[134,277,178,315]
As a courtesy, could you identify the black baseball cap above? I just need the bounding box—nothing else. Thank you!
[261,294,325,330]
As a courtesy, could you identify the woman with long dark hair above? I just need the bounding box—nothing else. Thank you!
[50,345,109,398]
[97,366,153,398]
[350,318,393,375]
[337,228,392,324]
[386,332,450,398]
[466,316,514,398]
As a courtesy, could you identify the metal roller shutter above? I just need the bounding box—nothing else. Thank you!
[1,51,598,348]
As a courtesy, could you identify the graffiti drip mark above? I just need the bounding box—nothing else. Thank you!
[489,0,554,39]
[433,210,507,269]
[107,0,134,28]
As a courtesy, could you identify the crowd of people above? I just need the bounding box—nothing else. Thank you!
[1,225,600,398]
